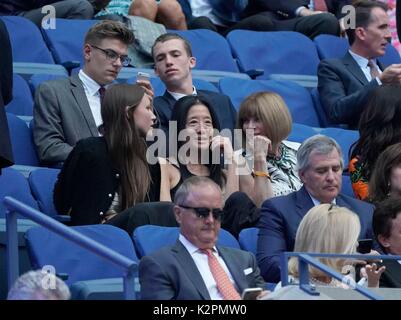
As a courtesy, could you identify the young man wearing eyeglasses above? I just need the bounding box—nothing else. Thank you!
[33,20,152,167]
[139,176,267,300]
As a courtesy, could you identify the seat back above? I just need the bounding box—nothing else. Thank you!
[238,227,258,255]
[5,74,34,116]
[341,175,355,198]
[28,168,60,217]
[227,31,320,79]
[287,123,320,144]
[172,29,239,72]
[41,18,97,65]
[0,168,39,218]
[25,224,138,285]
[133,225,240,258]
[6,113,39,166]
[310,87,335,128]
[218,77,320,127]
[1,16,55,63]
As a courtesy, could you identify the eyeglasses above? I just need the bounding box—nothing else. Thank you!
[178,205,224,221]
[91,45,131,67]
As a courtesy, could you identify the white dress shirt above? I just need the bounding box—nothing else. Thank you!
[179,234,238,300]
[167,86,197,101]
[78,69,105,130]
[349,50,382,84]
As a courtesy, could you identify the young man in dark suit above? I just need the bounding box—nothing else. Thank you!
[257,135,376,283]
[151,33,237,134]
[0,19,13,175]
[139,176,266,300]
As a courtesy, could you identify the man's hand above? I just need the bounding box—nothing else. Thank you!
[380,64,401,84]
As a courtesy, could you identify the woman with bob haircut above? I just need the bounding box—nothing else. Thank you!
[285,204,385,288]
[54,83,171,227]
[236,91,302,206]
[369,142,401,204]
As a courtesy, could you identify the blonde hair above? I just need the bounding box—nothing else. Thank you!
[288,204,360,278]
[237,92,292,148]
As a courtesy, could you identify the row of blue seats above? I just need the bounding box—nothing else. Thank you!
[3,16,400,83]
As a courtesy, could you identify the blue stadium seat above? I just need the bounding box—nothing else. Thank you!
[29,74,68,96]
[6,113,39,166]
[238,227,258,255]
[1,16,55,64]
[314,34,401,65]
[0,168,39,218]
[133,225,240,258]
[287,123,320,144]
[341,174,355,198]
[310,87,333,128]
[28,168,70,222]
[218,77,321,127]
[5,74,34,116]
[25,224,138,286]
[172,29,239,73]
[227,31,321,79]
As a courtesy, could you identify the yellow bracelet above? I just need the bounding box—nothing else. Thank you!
[253,171,271,180]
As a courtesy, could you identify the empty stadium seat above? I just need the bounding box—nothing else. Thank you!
[287,123,320,144]
[218,77,321,127]
[6,113,39,166]
[5,74,34,116]
[0,168,39,219]
[238,227,258,255]
[25,224,138,286]
[133,225,240,258]
[227,31,321,80]
[341,175,355,198]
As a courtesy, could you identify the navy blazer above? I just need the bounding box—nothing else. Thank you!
[256,186,375,283]
[139,240,266,300]
[0,19,13,171]
[153,89,237,133]
[317,52,385,128]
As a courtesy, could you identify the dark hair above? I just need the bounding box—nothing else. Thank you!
[84,20,134,46]
[101,83,150,209]
[369,142,401,204]
[373,197,401,252]
[151,32,192,58]
[346,0,388,45]
[170,95,225,188]
[350,85,401,181]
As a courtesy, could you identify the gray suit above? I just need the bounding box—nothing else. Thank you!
[139,240,266,300]
[33,74,100,166]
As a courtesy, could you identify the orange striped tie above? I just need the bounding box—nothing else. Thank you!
[201,249,241,300]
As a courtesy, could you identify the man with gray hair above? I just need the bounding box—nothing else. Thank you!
[7,270,70,300]
[139,176,266,300]
[256,134,375,283]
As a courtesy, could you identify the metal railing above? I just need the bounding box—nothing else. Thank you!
[4,196,138,300]
[280,251,401,300]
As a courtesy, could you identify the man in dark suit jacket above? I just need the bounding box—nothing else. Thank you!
[0,19,13,175]
[373,198,401,288]
[244,0,342,39]
[33,20,136,166]
[318,0,401,128]
[257,135,375,283]
[151,33,237,134]
[139,176,266,300]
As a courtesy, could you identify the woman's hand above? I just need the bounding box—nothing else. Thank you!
[360,263,386,288]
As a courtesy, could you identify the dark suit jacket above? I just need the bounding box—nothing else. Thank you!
[139,240,266,300]
[153,89,237,133]
[33,74,100,166]
[257,186,375,283]
[379,258,401,288]
[0,19,13,171]
[317,52,384,128]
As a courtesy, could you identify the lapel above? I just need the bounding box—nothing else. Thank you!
[218,246,248,293]
[70,74,99,136]
[172,241,211,300]
[342,52,369,85]
[163,91,178,112]
[295,186,315,220]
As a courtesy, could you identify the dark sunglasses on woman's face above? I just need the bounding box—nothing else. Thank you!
[179,205,224,221]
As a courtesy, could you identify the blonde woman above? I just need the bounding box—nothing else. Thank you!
[284,204,385,288]
[236,91,302,207]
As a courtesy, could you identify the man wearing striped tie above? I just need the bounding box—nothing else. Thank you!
[139,176,267,300]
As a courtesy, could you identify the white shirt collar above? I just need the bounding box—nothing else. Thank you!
[167,86,197,101]
[307,191,337,207]
[348,50,377,70]
[78,69,105,96]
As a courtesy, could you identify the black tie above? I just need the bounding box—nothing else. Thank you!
[98,86,106,104]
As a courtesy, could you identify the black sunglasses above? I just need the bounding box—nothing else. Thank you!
[179,205,224,221]
[91,44,131,67]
